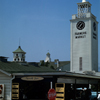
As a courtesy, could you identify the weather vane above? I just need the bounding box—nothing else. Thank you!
[19,38,21,46]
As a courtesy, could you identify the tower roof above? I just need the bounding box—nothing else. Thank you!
[13,46,26,54]
[46,52,50,55]
[77,1,91,19]
[77,1,91,6]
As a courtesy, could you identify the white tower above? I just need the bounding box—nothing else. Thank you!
[82,0,86,2]
[13,46,26,62]
[70,1,98,72]
[45,52,51,62]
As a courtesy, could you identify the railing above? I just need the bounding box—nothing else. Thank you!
[73,13,96,20]
[76,13,86,18]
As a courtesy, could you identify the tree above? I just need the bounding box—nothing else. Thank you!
[45,61,49,67]
[50,65,55,69]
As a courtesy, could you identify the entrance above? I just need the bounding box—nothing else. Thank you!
[12,77,55,100]
[19,81,49,100]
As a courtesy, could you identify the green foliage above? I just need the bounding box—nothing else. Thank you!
[40,61,49,67]
[45,61,49,67]
[91,84,98,91]
[40,61,45,66]
[91,81,100,91]
[50,65,55,69]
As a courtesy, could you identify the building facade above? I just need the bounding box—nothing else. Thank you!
[70,0,98,73]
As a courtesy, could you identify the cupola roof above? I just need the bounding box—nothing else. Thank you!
[13,46,26,54]
[47,52,50,55]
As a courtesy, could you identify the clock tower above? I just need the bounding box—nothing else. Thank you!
[70,0,98,72]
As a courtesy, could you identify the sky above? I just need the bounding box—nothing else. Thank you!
[0,0,100,67]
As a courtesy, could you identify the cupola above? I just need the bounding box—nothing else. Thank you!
[77,0,91,18]
[13,46,26,62]
[45,52,51,62]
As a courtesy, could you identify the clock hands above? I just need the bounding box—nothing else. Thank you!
[76,21,85,30]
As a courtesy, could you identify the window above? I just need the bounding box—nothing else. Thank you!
[18,58,19,61]
[22,54,24,57]
[16,54,18,57]
[79,57,82,71]
[14,59,16,61]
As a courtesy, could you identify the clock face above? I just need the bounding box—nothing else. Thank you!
[93,22,96,31]
[76,21,85,30]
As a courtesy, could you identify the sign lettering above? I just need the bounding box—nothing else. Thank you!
[75,32,87,39]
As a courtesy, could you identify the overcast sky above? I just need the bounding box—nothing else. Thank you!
[0,0,100,69]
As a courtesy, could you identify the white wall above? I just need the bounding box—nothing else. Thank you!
[91,19,98,71]
[70,13,98,72]
[0,72,12,100]
[70,18,91,72]
[13,53,25,62]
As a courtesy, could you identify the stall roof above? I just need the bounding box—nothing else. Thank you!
[0,61,55,74]
[11,71,100,80]
[0,61,100,80]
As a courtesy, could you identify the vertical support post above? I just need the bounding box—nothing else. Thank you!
[75,79,76,99]
[88,79,89,89]
[50,82,52,89]
[97,80,99,98]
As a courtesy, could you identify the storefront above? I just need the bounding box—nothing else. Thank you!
[12,75,57,100]
[11,72,100,100]
[0,63,100,100]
